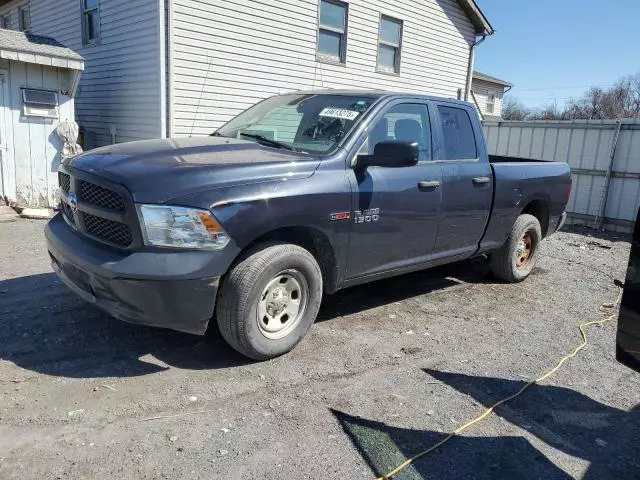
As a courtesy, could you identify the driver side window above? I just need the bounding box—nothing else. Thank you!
[366,103,432,162]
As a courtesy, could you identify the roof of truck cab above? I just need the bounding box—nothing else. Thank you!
[284,89,473,107]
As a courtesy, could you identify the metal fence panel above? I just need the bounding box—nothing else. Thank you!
[483,119,640,232]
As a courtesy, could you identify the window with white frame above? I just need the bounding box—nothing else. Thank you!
[22,88,59,118]
[1,14,10,29]
[317,0,347,64]
[486,92,496,114]
[18,6,29,32]
[378,16,402,74]
[81,0,100,45]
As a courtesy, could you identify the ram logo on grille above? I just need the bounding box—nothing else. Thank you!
[68,192,78,215]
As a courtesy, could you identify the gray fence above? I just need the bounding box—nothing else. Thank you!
[483,119,640,232]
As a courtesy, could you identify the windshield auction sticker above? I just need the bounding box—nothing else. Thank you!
[319,108,360,121]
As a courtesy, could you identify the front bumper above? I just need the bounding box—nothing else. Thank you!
[45,213,236,335]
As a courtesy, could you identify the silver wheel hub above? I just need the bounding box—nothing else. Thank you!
[266,288,289,317]
[257,271,308,340]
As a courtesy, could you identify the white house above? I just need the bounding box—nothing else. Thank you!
[471,70,512,120]
[0,0,493,151]
[0,28,82,207]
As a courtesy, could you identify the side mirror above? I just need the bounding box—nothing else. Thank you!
[356,141,419,169]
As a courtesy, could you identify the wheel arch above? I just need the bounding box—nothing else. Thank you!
[521,199,550,237]
[237,226,339,294]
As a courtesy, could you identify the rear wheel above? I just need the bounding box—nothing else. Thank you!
[490,214,542,283]
[216,242,323,360]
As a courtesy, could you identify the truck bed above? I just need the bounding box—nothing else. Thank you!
[478,157,572,254]
[489,154,551,163]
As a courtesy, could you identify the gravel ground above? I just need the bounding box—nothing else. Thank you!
[1,219,639,479]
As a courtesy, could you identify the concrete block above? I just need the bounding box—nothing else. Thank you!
[20,208,53,220]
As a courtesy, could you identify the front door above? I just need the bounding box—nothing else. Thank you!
[432,103,493,257]
[346,101,442,279]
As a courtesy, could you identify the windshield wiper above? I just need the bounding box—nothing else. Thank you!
[210,131,225,137]
[239,133,295,151]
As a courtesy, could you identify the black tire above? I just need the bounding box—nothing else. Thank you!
[216,242,323,360]
[490,214,542,283]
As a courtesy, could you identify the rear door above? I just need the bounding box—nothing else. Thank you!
[431,103,493,258]
[346,101,442,279]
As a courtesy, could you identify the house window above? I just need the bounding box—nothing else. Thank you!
[18,6,29,32]
[378,16,402,74]
[1,15,10,29]
[486,92,496,114]
[317,0,347,64]
[81,0,100,45]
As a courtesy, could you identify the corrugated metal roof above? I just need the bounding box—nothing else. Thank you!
[0,29,84,70]
[473,70,512,87]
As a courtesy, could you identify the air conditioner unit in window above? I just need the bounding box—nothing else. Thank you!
[22,88,58,118]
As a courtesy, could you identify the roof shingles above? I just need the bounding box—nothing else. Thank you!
[0,29,83,70]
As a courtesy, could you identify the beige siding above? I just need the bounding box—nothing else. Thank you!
[471,78,504,118]
[28,0,165,148]
[172,0,475,136]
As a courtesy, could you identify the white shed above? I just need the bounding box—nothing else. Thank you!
[0,29,83,208]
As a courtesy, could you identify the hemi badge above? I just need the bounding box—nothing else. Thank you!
[330,212,351,221]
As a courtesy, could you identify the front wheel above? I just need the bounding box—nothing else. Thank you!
[216,242,323,360]
[490,214,542,283]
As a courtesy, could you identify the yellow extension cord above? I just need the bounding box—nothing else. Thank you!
[377,285,624,480]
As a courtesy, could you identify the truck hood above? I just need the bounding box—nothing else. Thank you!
[65,137,322,203]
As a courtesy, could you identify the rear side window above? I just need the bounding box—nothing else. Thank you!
[437,106,477,160]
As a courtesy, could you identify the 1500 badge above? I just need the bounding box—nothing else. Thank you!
[354,208,380,223]
[329,208,380,223]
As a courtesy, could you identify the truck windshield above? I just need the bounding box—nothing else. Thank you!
[215,94,377,154]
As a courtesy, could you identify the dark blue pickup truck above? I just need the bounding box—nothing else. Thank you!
[46,91,571,360]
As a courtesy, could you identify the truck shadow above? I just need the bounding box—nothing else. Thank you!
[317,259,494,322]
[0,272,249,378]
[0,260,495,379]
[333,369,640,479]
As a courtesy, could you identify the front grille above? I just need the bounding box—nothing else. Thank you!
[82,212,133,247]
[78,180,126,211]
[60,201,75,225]
[58,172,71,193]
[57,169,138,249]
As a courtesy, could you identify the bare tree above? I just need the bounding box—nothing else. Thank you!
[529,102,564,121]
[502,71,640,121]
[501,96,529,121]
[562,73,640,120]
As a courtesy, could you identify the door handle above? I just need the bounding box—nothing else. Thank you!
[418,180,441,189]
[472,176,491,185]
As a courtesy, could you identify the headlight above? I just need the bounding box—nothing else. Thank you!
[137,205,230,250]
